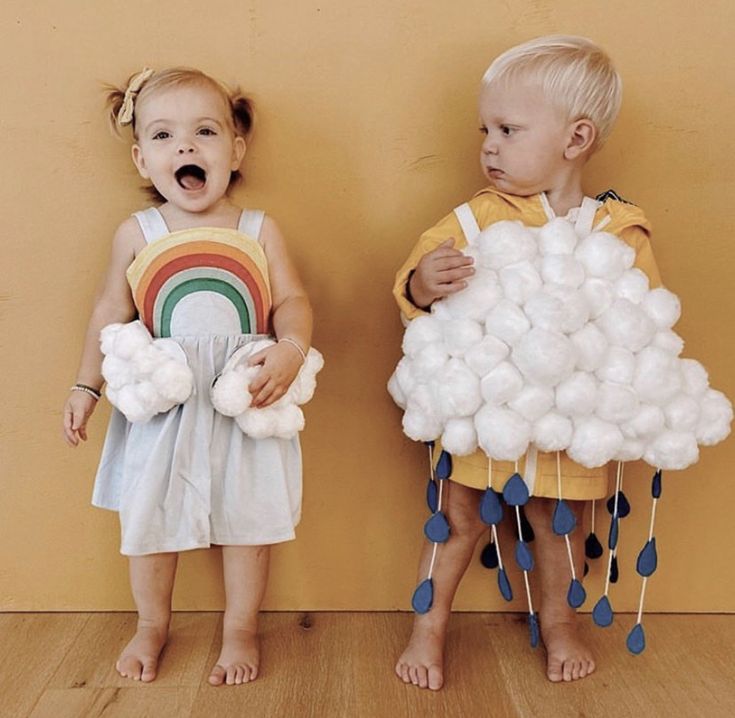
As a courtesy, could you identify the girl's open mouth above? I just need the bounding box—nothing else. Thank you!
[175,164,207,190]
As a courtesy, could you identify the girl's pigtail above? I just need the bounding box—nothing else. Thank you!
[231,93,255,139]
[104,84,128,137]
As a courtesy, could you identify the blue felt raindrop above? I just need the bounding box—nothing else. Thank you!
[480,540,499,569]
[606,491,631,518]
[567,578,587,609]
[552,499,577,536]
[585,532,603,559]
[435,450,453,480]
[497,568,513,601]
[515,540,534,572]
[652,470,662,498]
[480,488,503,526]
[519,506,535,542]
[636,538,658,577]
[608,517,619,550]
[411,578,434,614]
[610,555,619,584]
[626,623,646,655]
[502,473,529,506]
[592,595,614,627]
[528,612,540,648]
[426,478,438,513]
[424,511,450,543]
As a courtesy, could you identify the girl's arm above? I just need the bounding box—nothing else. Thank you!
[62,218,142,446]
[247,216,313,408]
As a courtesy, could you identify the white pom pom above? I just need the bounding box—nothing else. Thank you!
[571,323,608,371]
[680,359,709,397]
[442,269,502,321]
[575,231,635,280]
[614,438,645,462]
[211,365,253,416]
[524,289,566,332]
[387,371,407,409]
[430,301,452,320]
[100,323,125,355]
[540,255,585,288]
[696,389,733,445]
[644,431,699,470]
[485,299,531,345]
[433,359,482,418]
[581,278,614,319]
[513,328,576,386]
[151,360,194,403]
[538,218,578,255]
[621,404,665,439]
[464,335,509,377]
[393,356,417,398]
[555,372,598,416]
[236,407,279,439]
[652,331,684,357]
[508,385,555,422]
[476,221,537,269]
[532,412,573,451]
[664,395,700,432]
[642,287,681,330]
[614,269,650,304]
[633,346,682,404]
[499,261,542,305]
[596,382,639,423]
[567,417,624,467]
[271,404,305,439]
[412,343,449,381]
[116,384,155,423]
[443,319,484,357]
[475,405,530,460]
[288,348,324,405]
[402,407,442,442]
[480,361,524,404]
[101,354,136,389]
[546,284,590,333]
[596,346,636,384]
[596,298,656,351]
[403,316,443,357]
[441,417,478,455]
[132,344,162,375]
[113,321,153,360]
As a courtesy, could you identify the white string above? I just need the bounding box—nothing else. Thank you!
[591,500,596,533]
[488,458,493,489]
[427,542,439,579]
[491,524,504,570]
[603,461,623,596]
[556,451,577,581]
[612,463,626,559]
[426,443,439,580]
[635,470,661,624]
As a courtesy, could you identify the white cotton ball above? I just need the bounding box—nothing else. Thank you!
[430,301,452,320]
[412,343,449,382]
[567,417,624,468]
[475,404,530,461]
[211,365,253,416]
[433,359,482,418]
[652,331,684,357]
[571,324,608,372]
[101,354,136,389]
[387,372,406,409]
[271,404,305,439]
[581,278,614,319]
[524,289,566,332]
[476,220,537,269]
[441,417,478,456]
[642,287,681,330]
[288,348,324,405]
[614,269,650,304]
[151,360,195,404]
[402,407,442,442]
[485,299,531,345]
[532,412,573,452]
[538,218,578,255]
[480,361,524,404]
[236,407,279,439]
[545,284,590,333]
[442,268,502,321]
[113,321,153,360]
[464,335,509,377]
[555,372,598,416]
[575,231,635,281]
[596,298,656,352]
[540,255,586,288]
[621,404,665,439]
[596,346,636,384]
[633,346,682,404]
[680,359,709,398]
[613,438,645,462]
[499,261,543,305]
[406,383,439,416]
[132,344,162,375]
[443,319,484,357]
[155,338,190,363]
[695,389,733,445]
[116,384,155,423]
[513,328,576,387]
[402,315,444,357]
[664,395,700,432]
[100,323,125,355]
[105,386,119,405]
[135,380,163,412]
[643,431,699,470]
[393,356,417,398]
[596,382,639,423]
[508,385,555,422]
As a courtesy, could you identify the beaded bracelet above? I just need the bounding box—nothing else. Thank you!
[278,337,307,363]
[70,383,102,401]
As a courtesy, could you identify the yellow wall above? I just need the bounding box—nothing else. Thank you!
[1,0,733,612]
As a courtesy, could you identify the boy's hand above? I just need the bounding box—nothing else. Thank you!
[247,342,304,408]
[409,238,475,309]
[62,391,98,447]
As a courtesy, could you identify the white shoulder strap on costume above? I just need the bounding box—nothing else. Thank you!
[453,203,481,244]
[133,207,169,244]
[575,196,601,237]
[238,209,266,244]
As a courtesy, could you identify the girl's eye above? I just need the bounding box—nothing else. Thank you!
[152,131,170,140]
[198,128,216,136]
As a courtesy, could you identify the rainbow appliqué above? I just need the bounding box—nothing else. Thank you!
[126,227,271,338]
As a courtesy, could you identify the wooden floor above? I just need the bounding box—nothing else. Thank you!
[1,612,733,717]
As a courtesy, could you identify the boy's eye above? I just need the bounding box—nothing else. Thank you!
[152,130,170,140]
[500,125,513,136]
[479,125,488,135]
[197,127,217,136]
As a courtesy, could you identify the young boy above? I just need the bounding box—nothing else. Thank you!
[392,36,661,689]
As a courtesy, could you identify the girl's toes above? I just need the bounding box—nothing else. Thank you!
[208,664,226,686]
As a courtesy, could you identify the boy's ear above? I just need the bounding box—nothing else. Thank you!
[231,136,247,170]
[564,119,597,160]
[131,144,150,179]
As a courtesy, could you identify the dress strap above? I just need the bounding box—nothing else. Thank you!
[132,207,170,244]
[238,209,266,244]
[575,196,601,237]
[453,203,481,244]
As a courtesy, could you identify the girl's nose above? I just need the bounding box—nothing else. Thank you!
[177,145,195,154]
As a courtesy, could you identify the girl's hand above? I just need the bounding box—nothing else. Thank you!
[409,238,475,309]
[247,342,304,408]
[62,391,99,447]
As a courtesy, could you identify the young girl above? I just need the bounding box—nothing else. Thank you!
[62,67,313,687]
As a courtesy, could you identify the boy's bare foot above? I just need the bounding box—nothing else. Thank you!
[115,621,169,682]
[541,619,596,682]
[395,618,446,690]
[208,627,260,686]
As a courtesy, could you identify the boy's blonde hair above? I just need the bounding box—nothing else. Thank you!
[482,35,622,151]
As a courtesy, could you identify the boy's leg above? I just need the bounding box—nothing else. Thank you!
[396,481,486,691]
[209,545,270,686]
[116,552,178,682]
[523,497,595,682]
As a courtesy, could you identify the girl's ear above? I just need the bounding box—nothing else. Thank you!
[231,136,247,170]
[564,119,596,160]
[131,144,150,179]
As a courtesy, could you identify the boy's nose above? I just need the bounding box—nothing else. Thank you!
[177,145,195,154]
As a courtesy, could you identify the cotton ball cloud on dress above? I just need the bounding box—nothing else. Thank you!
[388,218,732,469]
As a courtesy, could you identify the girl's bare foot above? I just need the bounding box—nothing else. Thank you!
[541,619,596,682]
[208,627,260,686]
[395,617,446,691]
[115,621,169,682]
